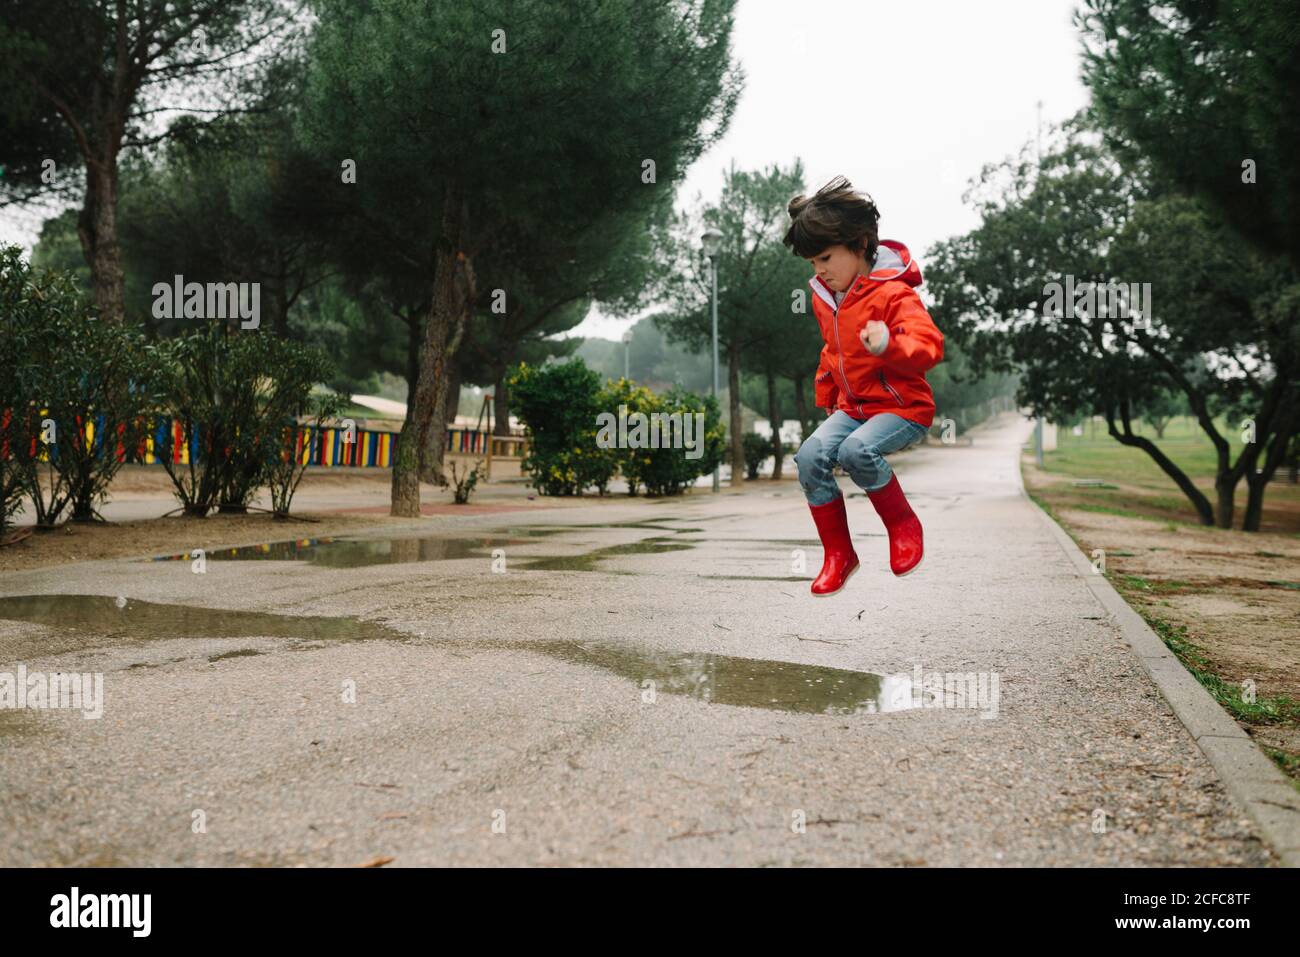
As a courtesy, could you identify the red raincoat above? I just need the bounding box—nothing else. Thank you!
[810,240,944,428]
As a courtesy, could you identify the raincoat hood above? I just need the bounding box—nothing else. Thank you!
[866,239,922,287]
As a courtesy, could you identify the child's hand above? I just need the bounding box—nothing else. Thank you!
[860,320,888,355]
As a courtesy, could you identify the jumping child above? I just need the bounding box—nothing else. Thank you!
[783,176,944,595]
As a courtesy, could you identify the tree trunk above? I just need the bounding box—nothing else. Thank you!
[77,158,126,324]
[493,370,512,436]
[766,371,783,480]
[413,245,474,489]
[442,363,463,448]
[1105,406,1215,525]
[1242,473,1266,532]
[391,183,476,515]
[1242,405,1299,531]
[1214,474,1236,529]
[390,414,421,517]
[728,344,744,486]
[404,310,421,410]
[420,286,474,481]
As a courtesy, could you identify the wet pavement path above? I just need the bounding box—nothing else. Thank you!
[0,413,1278,865]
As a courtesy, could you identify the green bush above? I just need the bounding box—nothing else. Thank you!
[596,377,658,496]
[0,245,155,526]
[508,358,615,496]
[154,322,339,516]
[741,432,795,480]
[611,384,724,496]
[0,246,37,533]
[742,431,770,480]
[508,359,724,497]
[266,395,346,519]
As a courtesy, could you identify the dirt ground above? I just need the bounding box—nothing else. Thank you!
[0,465,601,573]
[0,512,394,573]
[1023,457,1300,780]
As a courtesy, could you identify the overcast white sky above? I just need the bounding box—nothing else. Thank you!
[0,0,1090,338]
[572,0,1091,339]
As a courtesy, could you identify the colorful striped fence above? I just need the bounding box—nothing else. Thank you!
[4,414,526,470]
[289,424,397,468]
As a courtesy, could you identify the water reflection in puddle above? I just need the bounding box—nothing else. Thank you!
[514,639,919,715]
[0,594,406,645]
[146,521,704,571]
[0,595,922,716]
[150,535,530,567]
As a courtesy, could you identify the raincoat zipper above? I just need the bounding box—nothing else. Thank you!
[828,281,867,417]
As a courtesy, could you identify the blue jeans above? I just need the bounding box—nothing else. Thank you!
[794,411,929,506]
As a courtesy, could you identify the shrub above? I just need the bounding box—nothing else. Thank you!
[0,248,36,533]
[154,323,339,516]
[596,377,658,495]
[613,384,724,496]
[449,458,486,505]
[509,359,724,497]
[0,245,154,526]
[742,431,771,480]
[508,359,615,496]
[266,392,346,519]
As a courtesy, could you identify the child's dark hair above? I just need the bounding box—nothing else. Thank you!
[783,175,880,263]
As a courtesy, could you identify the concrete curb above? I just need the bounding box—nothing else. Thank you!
[1014,446,1300,867]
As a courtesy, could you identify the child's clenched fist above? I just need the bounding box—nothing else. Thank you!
[860,319,889,355]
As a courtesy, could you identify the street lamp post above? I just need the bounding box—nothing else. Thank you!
[701,228,723,493]
[622,328,633,381]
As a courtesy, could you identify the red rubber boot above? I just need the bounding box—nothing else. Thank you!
[808,495,860,596]
[866,473,924,576]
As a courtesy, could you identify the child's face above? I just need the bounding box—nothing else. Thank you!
[807,243,870,291]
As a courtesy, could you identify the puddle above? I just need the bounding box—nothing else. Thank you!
[0,595,408,646]
[0,596,920,716]
[0,709,43,739]
[146,521,704,571]
[515,537,695,572]
[511,639,919,715]
[150,535,532,568]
